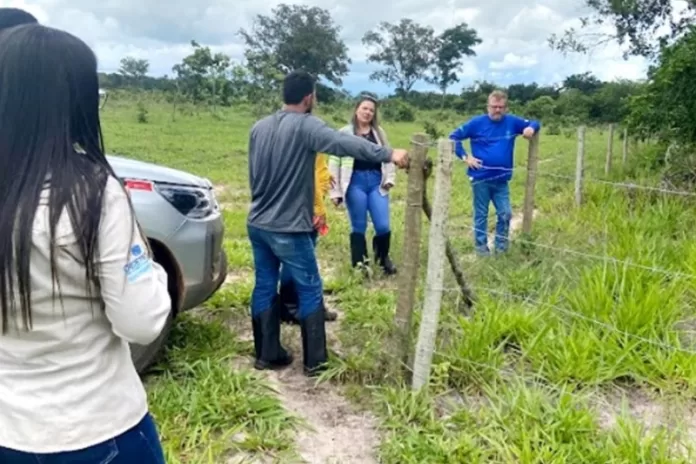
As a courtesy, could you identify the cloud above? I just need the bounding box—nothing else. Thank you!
[489,53,539,71]
[17,0,654,93]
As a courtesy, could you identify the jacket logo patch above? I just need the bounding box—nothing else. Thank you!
[124,243,151,282]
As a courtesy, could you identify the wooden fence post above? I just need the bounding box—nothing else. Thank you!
[622,128,628,165]
[605,123,614,175]
[575,126,585,206]
[522,133,539,236]
[421,163,475,311]
[412,138,453,391]
[393,133,427,373]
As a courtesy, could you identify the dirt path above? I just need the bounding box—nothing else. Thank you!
[226,297,381,464]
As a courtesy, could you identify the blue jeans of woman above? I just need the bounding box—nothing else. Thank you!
[0,413,165,463]
[345,170,390,235]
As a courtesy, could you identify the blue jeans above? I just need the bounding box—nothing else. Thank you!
[472,179,512,254]
[345,170,390,235]
[279,232,318,287]
[248,224,322,320]
[0,413,165,463]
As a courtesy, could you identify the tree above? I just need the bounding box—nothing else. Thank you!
[171,40,233,111]
[626,28,696,144]
[590,79,641,123]
[428,23,482,103]
[525,95,556,121]
[548,0,696,59]
[562,72,603,94]
[238,4,350,86]
[118,57,149,86]
[362,18,437,94]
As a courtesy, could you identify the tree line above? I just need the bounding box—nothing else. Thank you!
[102,3,644,128]
[103,0,696,151]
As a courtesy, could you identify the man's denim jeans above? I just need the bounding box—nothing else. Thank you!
[247,224,323,320]
[471,179,512,254]
[279,231,317,289]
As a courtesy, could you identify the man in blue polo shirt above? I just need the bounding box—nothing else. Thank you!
[449,89,541,255]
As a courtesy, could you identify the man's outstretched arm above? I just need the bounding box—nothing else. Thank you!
[304,115,392,163]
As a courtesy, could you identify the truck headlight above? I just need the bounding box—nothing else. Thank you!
[155,184,218,219]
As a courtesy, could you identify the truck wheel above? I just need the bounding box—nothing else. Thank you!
[130,241,179,375]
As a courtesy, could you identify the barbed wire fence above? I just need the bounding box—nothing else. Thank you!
[393,126,696,393]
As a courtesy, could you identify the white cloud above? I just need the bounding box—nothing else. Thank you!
[14,0,664,92]
[489,53,539,71]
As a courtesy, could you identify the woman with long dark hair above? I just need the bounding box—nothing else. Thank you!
[328,94,397,275]
[0,24,171,462]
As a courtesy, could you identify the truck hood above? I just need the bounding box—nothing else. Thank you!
[106,154,212,189]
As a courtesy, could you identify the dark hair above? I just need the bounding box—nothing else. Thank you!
[282,70,315,105]
[351,94,381,140]
[0,8,38,30]
[0,24,128,332]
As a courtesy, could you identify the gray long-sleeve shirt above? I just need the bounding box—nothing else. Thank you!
[247,110,393,233]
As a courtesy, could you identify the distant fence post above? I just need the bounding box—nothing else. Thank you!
[605,123,614,175]
[622,128,628,165]
[522,133,539,236]
[393,133,427,375]
[412,138,453,391]
[575,126,585,206]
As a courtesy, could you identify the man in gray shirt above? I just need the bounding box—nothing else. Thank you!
[247,70,408,377]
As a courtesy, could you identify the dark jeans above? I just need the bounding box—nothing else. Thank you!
[472,179,512,254]
[0,413,165,463]
[248,224,323,320]
[345,170,391,235]
[279,231,318,288]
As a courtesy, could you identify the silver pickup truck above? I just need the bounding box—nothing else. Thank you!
[111,156,227,373]
[101,91,228,373]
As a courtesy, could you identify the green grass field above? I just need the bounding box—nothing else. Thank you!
[103,94,696,463]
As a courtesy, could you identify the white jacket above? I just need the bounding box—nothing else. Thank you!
[328,124,396,200]
[0,175,171,453]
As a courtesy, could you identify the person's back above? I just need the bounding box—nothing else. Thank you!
[247,108,392,234]
[0,176,170,449]
[0,24,170,462]
[248,110,319,233]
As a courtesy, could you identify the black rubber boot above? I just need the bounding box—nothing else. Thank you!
[373,232,397,275]
[300,305,329,377]
[279,281,337,323]
[278,281,299,324]
[350,232,369,268]
[251,297,293,370]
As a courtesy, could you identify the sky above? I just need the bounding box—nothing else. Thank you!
[8,0,681,96]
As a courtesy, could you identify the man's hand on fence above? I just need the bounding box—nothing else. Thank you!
[390,149,409,168]
[465,156,482,169]
[522,127,536,140]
